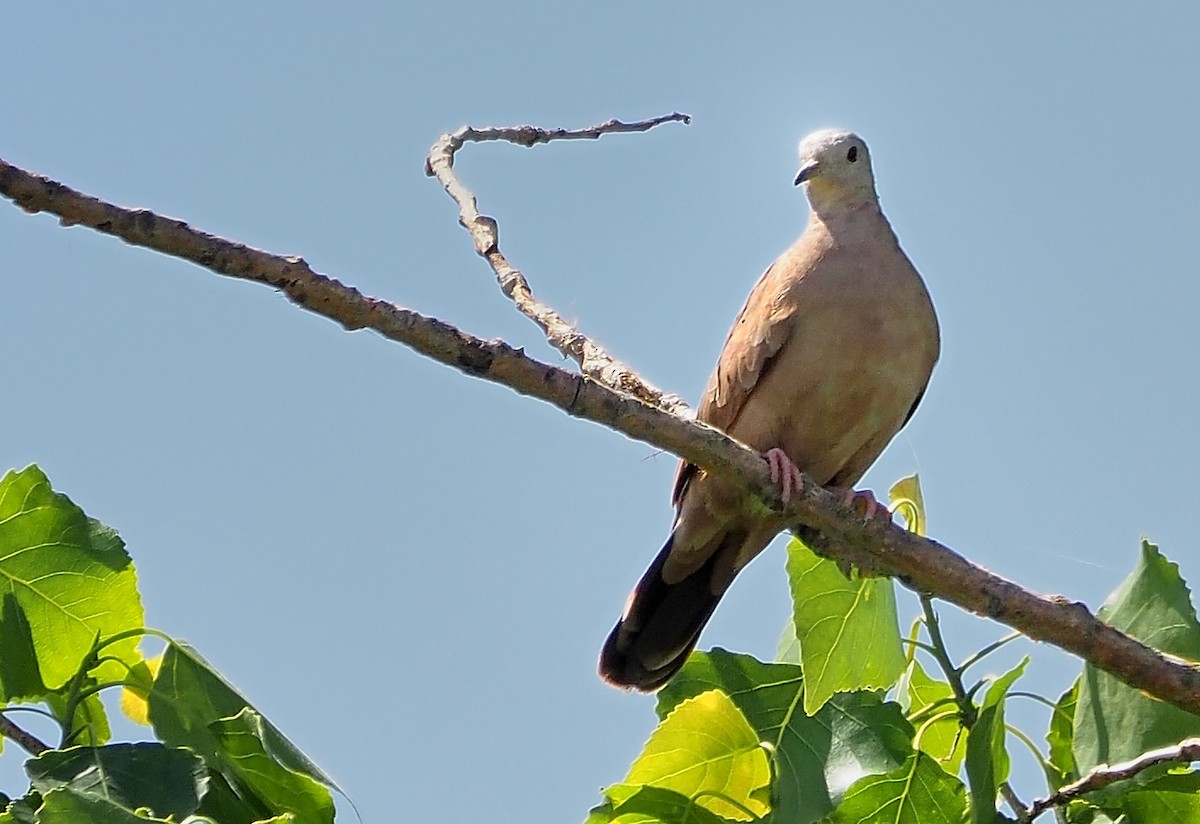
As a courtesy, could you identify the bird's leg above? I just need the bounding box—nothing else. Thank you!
[764,447,805,503]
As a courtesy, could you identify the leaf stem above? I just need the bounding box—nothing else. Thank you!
[919,595,977,727]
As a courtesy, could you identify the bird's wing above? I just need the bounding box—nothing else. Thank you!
[671,258,803,506]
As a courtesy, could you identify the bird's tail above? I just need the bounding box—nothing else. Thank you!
[598,529,744,692]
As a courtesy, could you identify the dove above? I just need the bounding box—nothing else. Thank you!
[599,129,940,691]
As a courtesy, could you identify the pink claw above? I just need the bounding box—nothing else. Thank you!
[836,488,891,522]
[764,448,804,503]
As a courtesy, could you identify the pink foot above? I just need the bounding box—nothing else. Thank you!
[764,448,804,503]
[832,488,891,522]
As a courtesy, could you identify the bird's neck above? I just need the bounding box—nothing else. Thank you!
[808,199,882,231]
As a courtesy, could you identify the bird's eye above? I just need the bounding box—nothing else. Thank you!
[846,146,858,162]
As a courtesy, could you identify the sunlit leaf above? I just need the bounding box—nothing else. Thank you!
[1074,541,1200,773]
[888,475,927,538]
[0,466,144,691]
[659,650,912,824]
[626,689,770,821]
[587,784,742,824]
[211,709,334,824]
[897,657,966,773]
[119,654,161,727]
[786,538,905,715]
[822,752,968,824]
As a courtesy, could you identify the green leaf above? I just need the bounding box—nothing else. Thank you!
[1118,771,1200,823]
[587,784,741,824]
[1045,681,1078,791]
[897,657,966,773]
[211,709,335,824]
[1074,541,1200,773]
[821,752,968,824]
[5,792,40,824]
[0,593,44,701]
[626,689,770,821]
[888,475,928,538]
[1121,789,1200,823]
[198,769,273,823]
[775,617,801,664]
[785,537,905,715]
[0,466,144,690]
[26,743,206,820]
[149,642,338,822]
[964,657,1027,824]
[33,787,173,823]
[658,650,913,824]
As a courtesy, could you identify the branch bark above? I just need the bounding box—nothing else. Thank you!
[3,119,1200,720]
[0,713,50,756]
[1027,737,1200,819]
[424,112,693,416]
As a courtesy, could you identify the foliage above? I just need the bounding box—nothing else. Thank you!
[588,475,1200,824]
[3,465,1200,823]
[0,465,340,824]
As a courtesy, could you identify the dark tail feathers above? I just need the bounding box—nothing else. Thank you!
[599,531,741,691]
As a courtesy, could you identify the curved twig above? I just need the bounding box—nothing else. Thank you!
[424,113,693,415]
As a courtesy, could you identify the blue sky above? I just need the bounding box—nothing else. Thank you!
[3,3,1199,820]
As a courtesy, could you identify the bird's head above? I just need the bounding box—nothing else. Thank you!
[794,129,877,210]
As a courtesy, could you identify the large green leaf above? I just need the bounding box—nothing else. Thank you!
[626,689,770,821]
[0,466,144,691]
[33,788,173,823]
[1118,772,1200,824]
[26,743,206,820]
[211,709,335,824]
[587,784,741,824]
[149,641,338,822]
[821,752,968,824]
[785,537,905,716]
[964,658,1027,824]
[1074,541,1200,772]
[896,657,966,773]
[658,650,912,824]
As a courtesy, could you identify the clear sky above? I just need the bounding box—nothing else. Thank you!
[3,3,1199,820]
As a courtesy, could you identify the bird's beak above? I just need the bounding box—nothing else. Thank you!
[794,159,819,186]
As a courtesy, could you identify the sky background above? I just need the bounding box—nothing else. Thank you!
[3,3,1199,820]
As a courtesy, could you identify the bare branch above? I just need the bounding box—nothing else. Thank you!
[1028,737,1200,819]
[4,137,1200,720]
[0,712,50,756]
[425,112,693,416]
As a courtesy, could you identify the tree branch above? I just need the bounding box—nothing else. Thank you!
[424,112,693,416]
[0,712,50,756]
[1027,737,1200,819]
[4,119,1200,720]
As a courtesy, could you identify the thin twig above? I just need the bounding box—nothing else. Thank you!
[920,596,976,726]
[1027,737,1200,820]
[3,139,1200,717]
[425,113,693,415]
[0,712,50,755]
[1001,783,1031,823]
